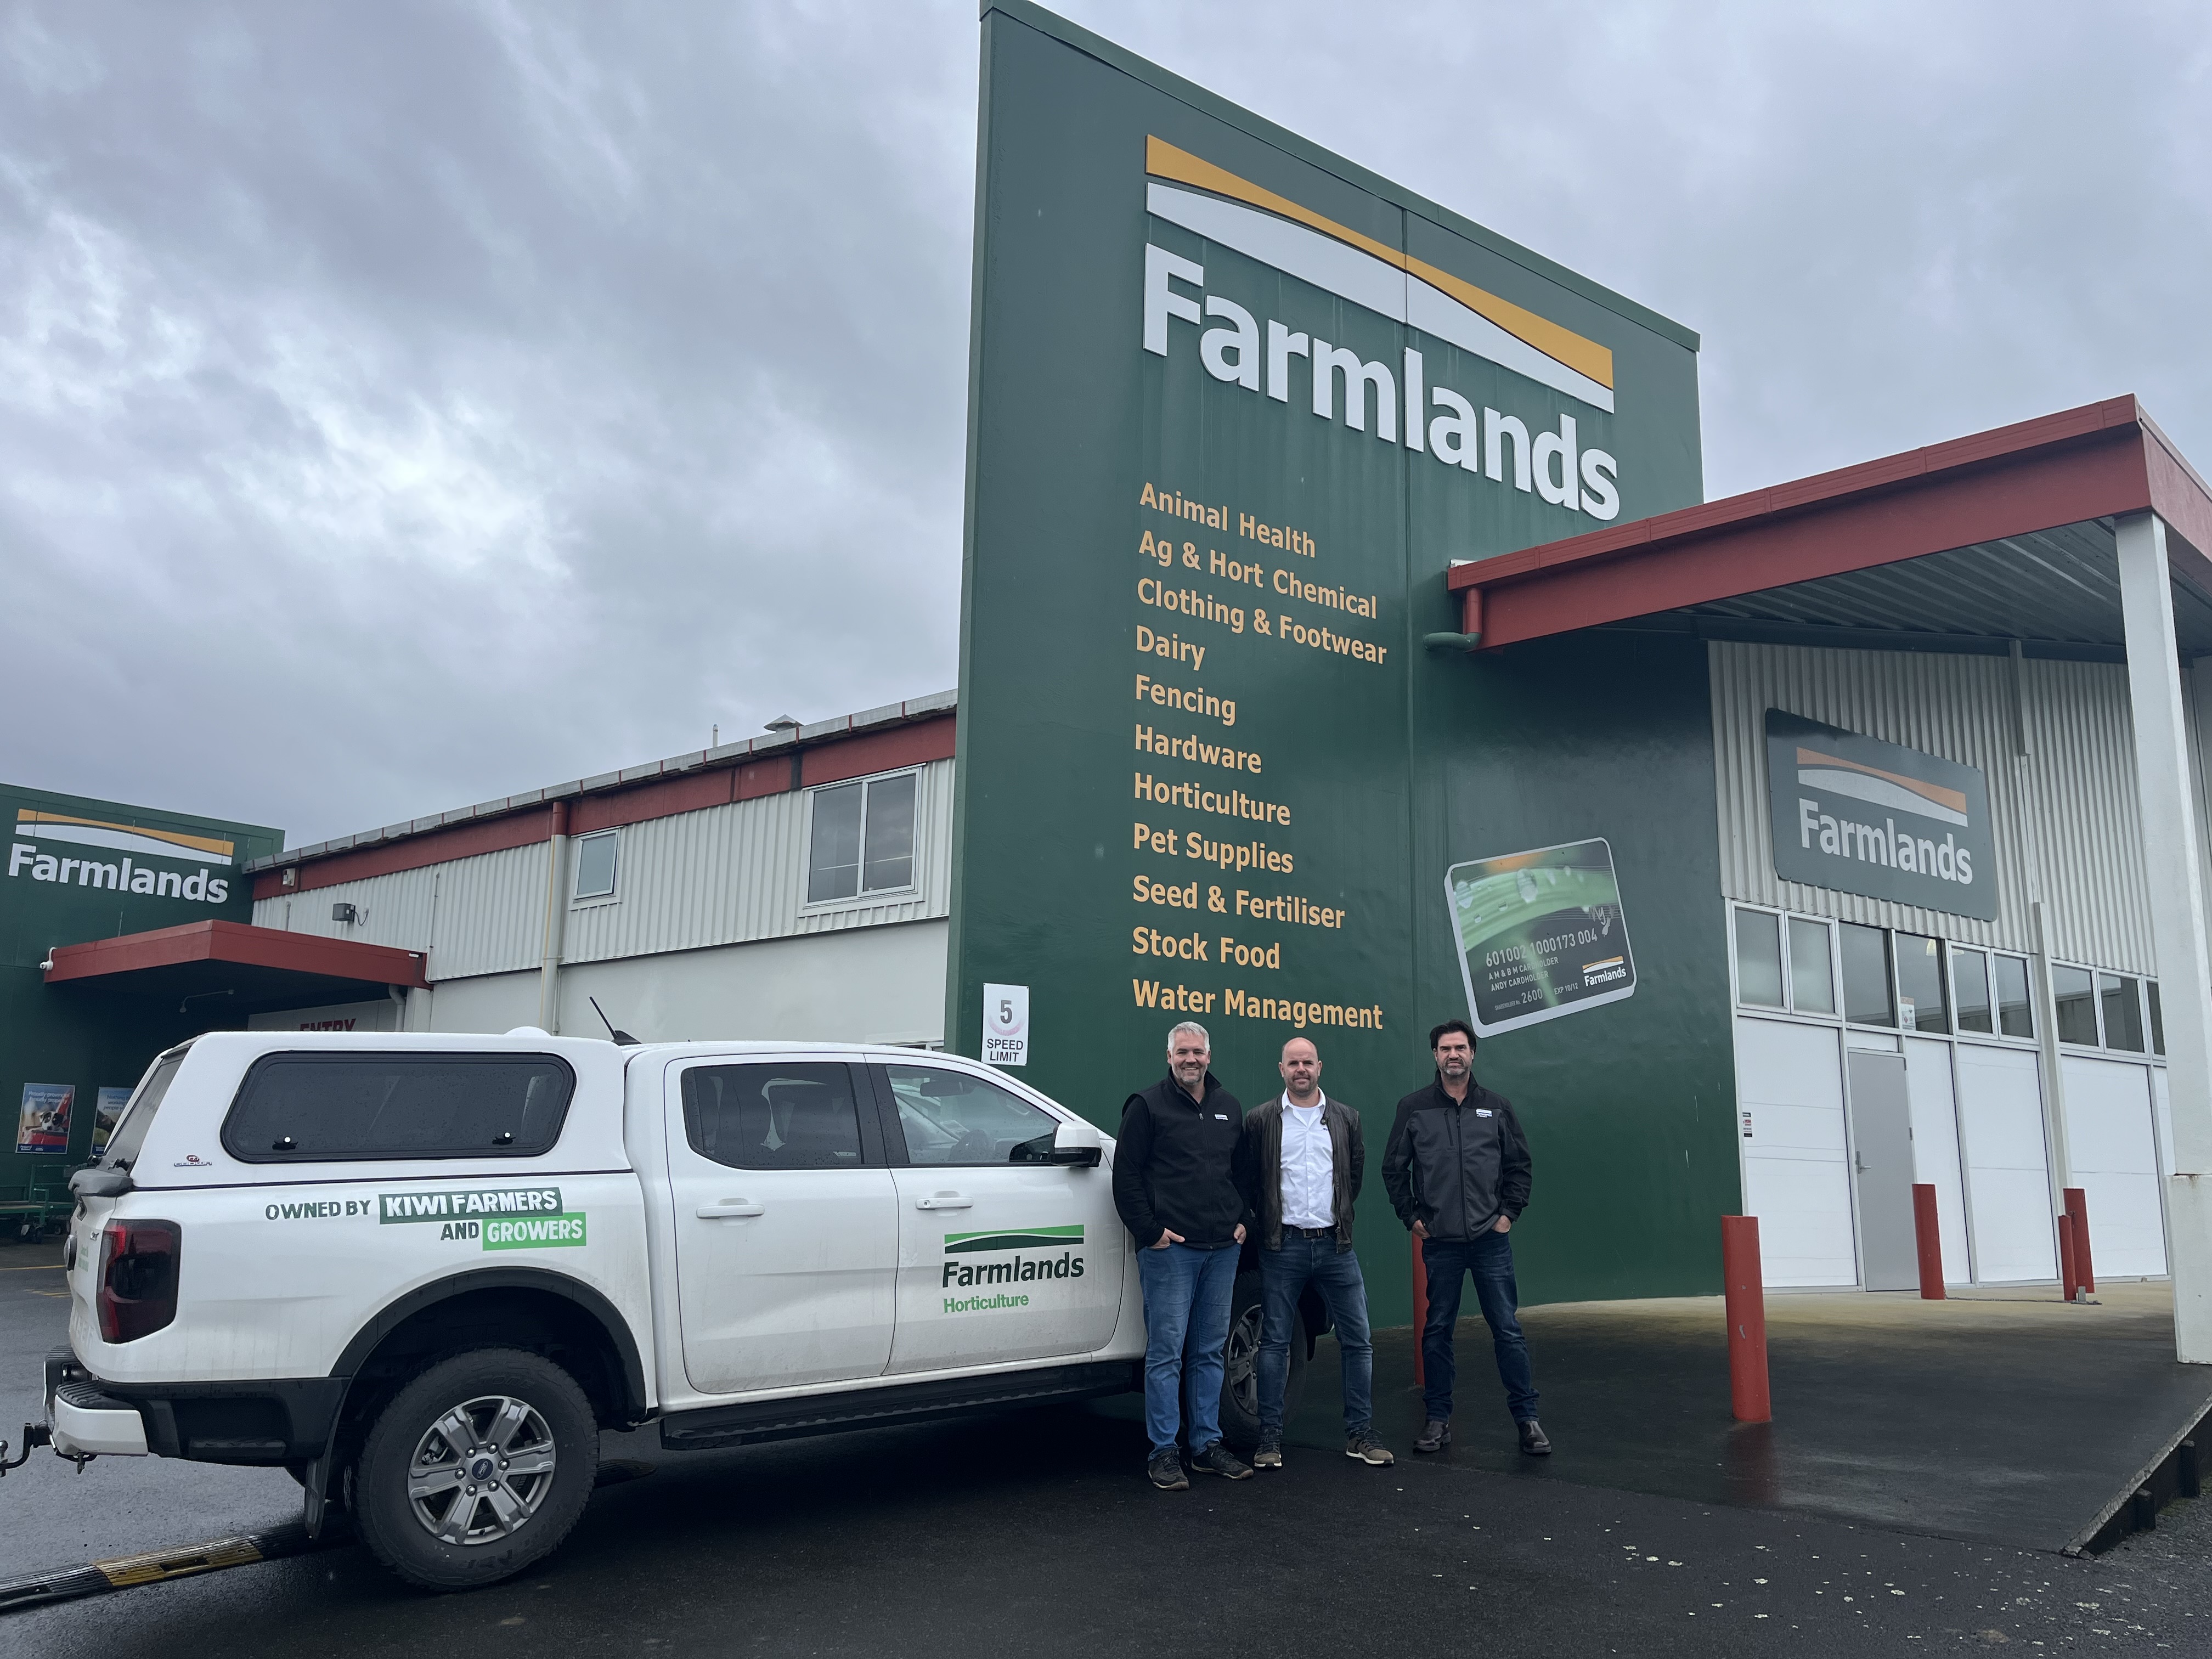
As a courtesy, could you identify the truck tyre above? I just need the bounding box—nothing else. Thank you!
[1217,1269,1304,1453]
[351,1347,599,1591]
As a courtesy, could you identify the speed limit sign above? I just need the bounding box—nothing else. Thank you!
[982,983,1029,1066]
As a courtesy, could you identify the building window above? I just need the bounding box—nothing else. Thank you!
[1733,908,1783,1007]
[1895,932,1949,1034]
[1993,953,2035,1040]
[1953,948,1993,1034]
[1839,922,1894,1027]
[1787,918,1836,1015]
[2098,973,2145,1053]
[2149,981,2166,1056]
[2051,964,2097,1046]
[572,829,620,900]
[807,771,919,904]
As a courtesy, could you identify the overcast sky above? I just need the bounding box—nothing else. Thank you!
[4,2,2207,847]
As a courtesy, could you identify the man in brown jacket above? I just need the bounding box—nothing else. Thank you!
[1233,1036,1392,1470]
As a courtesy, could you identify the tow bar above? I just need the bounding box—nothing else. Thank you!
[0,1424,53,1475]
[1,1424,95,1477]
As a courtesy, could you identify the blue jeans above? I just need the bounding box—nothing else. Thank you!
[1257,1233,1373,1436]
[1421,1229,1539,1423]
[1137,1242,1239,1455]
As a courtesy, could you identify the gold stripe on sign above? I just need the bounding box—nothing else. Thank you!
[16,808,235,859]
[1144,137,1614,391]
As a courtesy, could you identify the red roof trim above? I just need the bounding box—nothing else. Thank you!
[1443,397,2212,651]
[253,714,961,900]
[44,921,430,989]
[255,808,556,900]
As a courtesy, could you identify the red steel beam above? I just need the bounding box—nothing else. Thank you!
[1446,397,2212,651]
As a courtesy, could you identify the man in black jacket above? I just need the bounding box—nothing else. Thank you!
[1233,1036,1393,1470]
[1381,1018,1550,1457]
[1113,1020,1254,1489]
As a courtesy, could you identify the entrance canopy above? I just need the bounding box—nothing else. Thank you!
[1446,397,2212,655]
[44,920,428,1016]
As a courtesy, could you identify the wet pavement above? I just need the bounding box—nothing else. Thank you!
[1278,1277,2211,1552]
[6,1233,2212,1655]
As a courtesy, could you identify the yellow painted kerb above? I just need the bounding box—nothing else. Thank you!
[1144,137,1613,392]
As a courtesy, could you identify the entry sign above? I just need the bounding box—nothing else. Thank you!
[983,984,1030,1067]
[1446,839,1637,1038]
[1764,710,1996,921]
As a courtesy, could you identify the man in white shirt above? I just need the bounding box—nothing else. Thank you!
[1232,1037,1392,1469]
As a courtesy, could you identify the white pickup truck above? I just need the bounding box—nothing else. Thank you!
[42,1031,1317,1589]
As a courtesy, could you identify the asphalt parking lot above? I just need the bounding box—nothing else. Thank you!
[6,1246,2210,1656]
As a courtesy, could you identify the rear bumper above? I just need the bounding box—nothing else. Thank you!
[50,1385,150,1457]
[46,1348,346,1466]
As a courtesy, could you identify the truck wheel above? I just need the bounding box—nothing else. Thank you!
[1217,1270,1304,1453]
[351,1348,598,1591]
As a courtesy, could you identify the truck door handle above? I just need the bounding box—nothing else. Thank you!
[915,1194,973,1210]
[697,1201,764,1218]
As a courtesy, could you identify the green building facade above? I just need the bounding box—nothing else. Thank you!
[947,2,1736,1321]
[1,783,281,1188]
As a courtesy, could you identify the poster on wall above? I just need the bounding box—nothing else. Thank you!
[1446,838,1637,1037]
[91,1087,133,1159]
[16,1083,75,1156]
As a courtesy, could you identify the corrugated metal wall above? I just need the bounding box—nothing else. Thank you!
[427,844,551,979]
[1711,642,2161,973]
[253,758,955,982]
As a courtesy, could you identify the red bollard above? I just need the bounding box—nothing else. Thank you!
[1911,1183,1945,1300]
[2058,1211,2079,1302]
[1411,1233,1429,1389]
[1722,1215,1771,1423]
[2064,1187,2095,1294]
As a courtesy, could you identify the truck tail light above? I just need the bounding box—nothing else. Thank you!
[98,1219,181,1344]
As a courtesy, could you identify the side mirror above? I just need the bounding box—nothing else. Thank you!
[70,1167,133,1199]
[1047,1118,1103,1169]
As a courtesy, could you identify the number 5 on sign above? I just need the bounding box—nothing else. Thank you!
[983,984,1029,1066]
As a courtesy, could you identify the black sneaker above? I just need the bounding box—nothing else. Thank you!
[1345,1430,1395,1466]
[1413,1419,1452,1453]
[1517,1419,1552,1457]
[1189,1441,1253,1480]
[1252,1431,1284,1470]
[1147,1449,1189,1489]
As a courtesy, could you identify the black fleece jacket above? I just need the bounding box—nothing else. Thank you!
[1113,1072,1247,1249]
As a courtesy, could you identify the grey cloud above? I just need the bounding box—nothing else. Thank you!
[3,2,2204,845]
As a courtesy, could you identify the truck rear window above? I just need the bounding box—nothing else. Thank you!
[100,1048,189,1170]
[221,1053,575,1163]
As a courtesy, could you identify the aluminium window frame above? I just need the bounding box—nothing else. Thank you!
[799,765,926,912]
[569,827,622,907]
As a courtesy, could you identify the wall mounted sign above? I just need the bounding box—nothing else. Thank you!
[1764,709,1997,921]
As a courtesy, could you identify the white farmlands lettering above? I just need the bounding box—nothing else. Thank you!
[1143,245,1621,522]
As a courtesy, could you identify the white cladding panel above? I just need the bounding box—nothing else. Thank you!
[1734,1015,1857,1288]
[426,842,554,979]
[249,867,439,957]
[560,758,952,966]
[1712,643,2156,973]
[251,843,546,981]
[254,758,955,983]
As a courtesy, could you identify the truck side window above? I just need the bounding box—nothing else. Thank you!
[682,1063,866,1171]
[884,1064,1057,1165]
[221,1054,574,1162]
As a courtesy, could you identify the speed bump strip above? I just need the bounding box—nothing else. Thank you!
[96,1534,264,1587]
[0,1520,331,1612]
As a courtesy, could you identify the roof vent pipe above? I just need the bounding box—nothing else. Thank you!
[536,800,569,1034]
